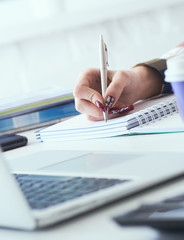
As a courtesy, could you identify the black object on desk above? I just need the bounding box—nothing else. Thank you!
[0,134,28,151]
[114,192,184,232]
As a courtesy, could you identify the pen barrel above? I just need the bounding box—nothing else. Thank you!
[100,69,107,98]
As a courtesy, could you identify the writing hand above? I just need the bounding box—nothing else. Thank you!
[73,66,163,121]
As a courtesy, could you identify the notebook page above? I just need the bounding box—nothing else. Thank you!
[39,127,129,141]
[38,94,177,141]
[130,113,184,134]
[39,114,128,134]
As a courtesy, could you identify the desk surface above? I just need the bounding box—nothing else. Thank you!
[2,131,184,240]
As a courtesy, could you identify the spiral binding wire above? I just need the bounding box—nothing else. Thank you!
[127,99,178,129]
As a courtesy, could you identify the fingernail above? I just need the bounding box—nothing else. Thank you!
[109,105,134,115]
[95,100,105,112]
[119,105,134,113]
[109,107,120,115]
[104,96,115,109]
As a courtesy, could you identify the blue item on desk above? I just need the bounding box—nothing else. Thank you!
[0,101,79,133]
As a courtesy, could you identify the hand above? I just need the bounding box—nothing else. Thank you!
[73,66,163,121]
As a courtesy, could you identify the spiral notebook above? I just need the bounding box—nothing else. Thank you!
[37,94,184,142]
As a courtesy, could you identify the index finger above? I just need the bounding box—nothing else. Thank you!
[104,70,132,108]
[73,69,104,105]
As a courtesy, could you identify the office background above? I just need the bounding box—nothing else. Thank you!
[0,0,184,99]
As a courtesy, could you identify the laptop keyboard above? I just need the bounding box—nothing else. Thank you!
[14,174,129,210]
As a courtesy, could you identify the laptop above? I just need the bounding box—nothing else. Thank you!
[1,149,184,230]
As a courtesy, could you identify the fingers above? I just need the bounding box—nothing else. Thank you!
[74,69,103,102]
[87,105,134,121]
[87,115,104,121]
[74,85,103,106]
[108,105,134,117]
[74,68,105,120]
[75,97,134,121]
[73,68,135,121]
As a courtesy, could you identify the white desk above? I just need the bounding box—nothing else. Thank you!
[2,131,184,240]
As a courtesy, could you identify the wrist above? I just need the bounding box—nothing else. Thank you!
[131,65,163,100]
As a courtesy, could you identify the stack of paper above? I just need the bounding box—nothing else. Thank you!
[0,88,79,134]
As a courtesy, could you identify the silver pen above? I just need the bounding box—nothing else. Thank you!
[99,34,109,122]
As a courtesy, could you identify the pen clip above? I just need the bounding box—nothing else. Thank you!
[104,43,109,67]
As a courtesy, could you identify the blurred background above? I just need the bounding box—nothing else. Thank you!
[0,0,184,99]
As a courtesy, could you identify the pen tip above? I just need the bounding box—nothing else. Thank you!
[104,110,108,123]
